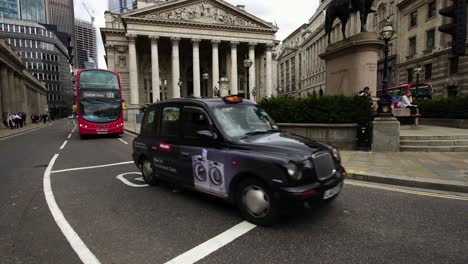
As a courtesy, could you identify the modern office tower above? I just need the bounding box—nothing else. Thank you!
[0,0,46,22]
[75,18,97,70]
[108,0,135,14]
[0,18,73,116]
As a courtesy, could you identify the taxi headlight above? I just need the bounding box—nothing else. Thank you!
[331,147,341,162]
[285,162,302,181]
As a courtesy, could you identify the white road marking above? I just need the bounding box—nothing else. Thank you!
[59,140,68,150]
[68,133,72,139]
[43,154,101,264]
[134,177,145,182]
[118,138,129,145]
[51,161,134,174]
[165,221,256,264]
[116,172,149,187]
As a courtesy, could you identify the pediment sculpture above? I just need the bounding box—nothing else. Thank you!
[142,1,261,28]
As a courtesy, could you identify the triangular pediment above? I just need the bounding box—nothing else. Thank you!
[123,0,278,31]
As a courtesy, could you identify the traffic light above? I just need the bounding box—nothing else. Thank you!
[438,0,467,56]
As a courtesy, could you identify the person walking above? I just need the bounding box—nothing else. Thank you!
[358,87,371,97]
[8,113,14,129]
[2,113,8,128]
[22,112,27,127]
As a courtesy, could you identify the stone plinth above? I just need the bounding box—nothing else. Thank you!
[372,117,400,152]
[320,32,384,97]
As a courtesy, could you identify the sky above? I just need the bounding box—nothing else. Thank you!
[73,0,320,68]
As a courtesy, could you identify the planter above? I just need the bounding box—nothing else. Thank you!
[277,123,358,150]
[419,118,468,129]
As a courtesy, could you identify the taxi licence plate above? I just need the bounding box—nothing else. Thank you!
[97,131,108,134]
[323,183,342,199]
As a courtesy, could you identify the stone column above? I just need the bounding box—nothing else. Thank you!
[230,41,239,94]
[20,79,27,112]
[150,36,160,102]
[11,73,19,112]
[106,45,115,71]
[192,39,201,97]
[211,40,220,95]
[266,44,273,98]
[0,65,9,113]
[127,35,139,105]
[171,37,181,98]
[248,42,256,101]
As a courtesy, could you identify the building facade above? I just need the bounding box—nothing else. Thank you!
[101,0,278,121]
[396,0,468,97]
[45,0,76,67]
[0,37,47,115]
[0,18,73,116]
[277,0,468,98]
[75,18,97,69]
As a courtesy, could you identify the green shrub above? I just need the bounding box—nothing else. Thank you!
[415,97,468,119]
[258,95,373,125]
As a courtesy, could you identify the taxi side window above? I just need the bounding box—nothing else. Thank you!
[182,107,211,139]
[141,108,157,136]
[160,106,181,138]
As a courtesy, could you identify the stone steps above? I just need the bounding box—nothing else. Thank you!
[400,146,468,152]
[400,134,468,152]
[400,139,468,146]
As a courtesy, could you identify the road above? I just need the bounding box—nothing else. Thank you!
[1,119,467,264]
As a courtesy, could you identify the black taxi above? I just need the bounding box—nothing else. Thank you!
[132,95,345,226]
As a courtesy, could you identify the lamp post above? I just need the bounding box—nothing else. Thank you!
[202,72,209,97]
[377,22,395,117]
[243,56,253,99]
[415,64,423,100]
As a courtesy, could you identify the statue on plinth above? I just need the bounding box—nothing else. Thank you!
[325,0,376,44]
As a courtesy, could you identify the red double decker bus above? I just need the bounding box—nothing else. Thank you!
[75,69,124,138]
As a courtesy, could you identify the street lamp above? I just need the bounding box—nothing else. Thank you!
[377,22,395,116]
[243,56,253,99]
[415,64,423,100]
[202,72,209,97]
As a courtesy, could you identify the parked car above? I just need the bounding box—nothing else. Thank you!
[132,95,346,226]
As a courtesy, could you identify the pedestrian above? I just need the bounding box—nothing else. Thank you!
[358,87,371,97]
[14,113,22,128]
[2,112,8,128]
[8,113,14,129]
[402,90,418,115]
[22,112,27,126]
[42,114,47,124]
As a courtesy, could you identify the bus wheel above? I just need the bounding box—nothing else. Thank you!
[141,158,158,186]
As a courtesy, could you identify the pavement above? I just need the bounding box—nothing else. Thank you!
[0,122,53,139]
[124,122,468,193]
[1,119,467,263]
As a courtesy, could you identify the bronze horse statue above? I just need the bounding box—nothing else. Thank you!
[325,0,376,44]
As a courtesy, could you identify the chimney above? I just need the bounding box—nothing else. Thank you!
[236,5,245,11]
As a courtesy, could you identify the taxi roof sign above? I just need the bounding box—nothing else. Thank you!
[223,95,243,104]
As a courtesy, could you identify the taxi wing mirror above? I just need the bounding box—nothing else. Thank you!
[197,130,218,140]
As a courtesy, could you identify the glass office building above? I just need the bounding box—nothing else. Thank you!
[0,0,20,19]
[108,0,134,14]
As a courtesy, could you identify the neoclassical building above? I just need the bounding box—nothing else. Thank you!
[101,0,279,120]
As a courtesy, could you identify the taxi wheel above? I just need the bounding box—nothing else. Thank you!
[141,159,158,186]
[236,178,279,226]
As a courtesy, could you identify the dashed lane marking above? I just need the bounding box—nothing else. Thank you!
[165,221,256,264]
[51,161,134,174]
[59,140,68,150]
[43,154,101,264]
[346,180,468,201]
[68,133,72,139]
[118,138,129,145]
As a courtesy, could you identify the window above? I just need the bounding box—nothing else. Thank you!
[409,37,417,56]
[425,64,432,80]
[449,57,459,74]
[182,107,212,140]
[160,106,181,138]
[426,29,435,49]
[428,1,436,19]
[410,11,417,27]
[141,107,157,136]
[407,68,414,83]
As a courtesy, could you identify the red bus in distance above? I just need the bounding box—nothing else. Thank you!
[75,69,124,138]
